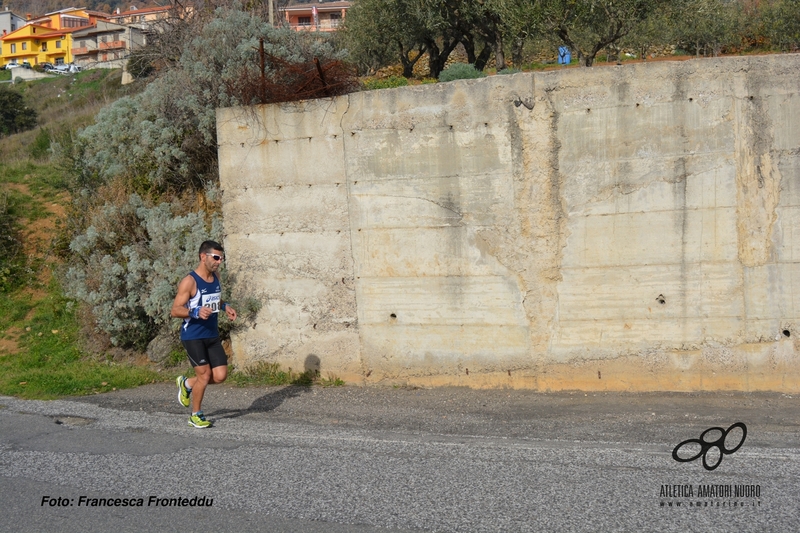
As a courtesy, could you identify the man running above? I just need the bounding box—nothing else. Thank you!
[171,240,237,428]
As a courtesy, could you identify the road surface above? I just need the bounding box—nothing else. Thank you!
[2,385,799,532]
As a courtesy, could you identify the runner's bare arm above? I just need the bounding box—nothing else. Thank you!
[171,275,206,319]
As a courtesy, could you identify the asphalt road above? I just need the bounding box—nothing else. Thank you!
[2,384,799,532]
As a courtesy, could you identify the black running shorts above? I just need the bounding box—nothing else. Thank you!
[181,337,228,368]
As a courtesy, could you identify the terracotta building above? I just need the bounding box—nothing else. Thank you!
[281,1,350,32]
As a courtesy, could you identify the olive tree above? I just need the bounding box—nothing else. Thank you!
[620,3,677,61]
[761,0,800,51]
[538,0,673,66]
[672,0,745,57]
[342,0,430,76]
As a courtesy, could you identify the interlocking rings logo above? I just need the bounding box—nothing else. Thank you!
[672,422,747,471]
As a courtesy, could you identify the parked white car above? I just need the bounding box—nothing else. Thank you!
[52,64,81,75]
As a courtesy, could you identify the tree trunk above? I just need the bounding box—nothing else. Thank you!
[400,58,414,78]
[399,43,425,78]
[511,37,524,67]
[461,37,477,65]
[494,31,506,71]
[473,43,493,71]
[428,41,444,78]
[426,36,461,79]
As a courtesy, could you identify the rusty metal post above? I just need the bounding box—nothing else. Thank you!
[259,38,266,103]
[314,57,329,96]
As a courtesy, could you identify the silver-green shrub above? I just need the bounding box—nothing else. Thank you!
[65,193,223,349]
[64,5,344,350]
[438,63,487,82]
[75,6,342,193]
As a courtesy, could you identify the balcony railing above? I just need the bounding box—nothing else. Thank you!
[99,40,126,50]
[289,19,342,32]
[71,47,89,55]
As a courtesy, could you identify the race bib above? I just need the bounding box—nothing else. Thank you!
[201,292,222,313]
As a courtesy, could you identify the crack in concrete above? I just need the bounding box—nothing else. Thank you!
[372,194,464,219]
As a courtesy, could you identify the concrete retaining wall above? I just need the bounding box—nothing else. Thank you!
[10,68,53,82]
[216,54,800,391]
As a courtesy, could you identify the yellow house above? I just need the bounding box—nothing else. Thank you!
[1,8,107,67]
[2,24,64,66]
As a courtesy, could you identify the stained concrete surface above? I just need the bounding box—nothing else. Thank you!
[217,55,800,390]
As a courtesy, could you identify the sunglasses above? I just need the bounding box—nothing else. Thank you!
[206,253,224,262]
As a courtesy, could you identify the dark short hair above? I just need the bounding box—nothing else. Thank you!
[199,240,224,257]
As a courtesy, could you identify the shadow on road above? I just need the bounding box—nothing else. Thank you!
[209,354,322,419]
[211,385,313,419]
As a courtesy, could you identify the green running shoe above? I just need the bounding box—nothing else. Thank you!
[176,375,190,408]
[188,412,211,428]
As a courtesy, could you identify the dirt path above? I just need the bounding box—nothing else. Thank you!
[1,175,68,355]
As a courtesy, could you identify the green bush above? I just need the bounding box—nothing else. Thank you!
[29,127,51,159]
[0,86,37,136]
[362,75,409,90]
[0,189,24,292]
[438,63,486,82]
[497,67,523,75]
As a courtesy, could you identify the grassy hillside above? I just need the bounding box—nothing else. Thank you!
[0,69,165,399]
[0,68,333,397]
[1,68,138,159]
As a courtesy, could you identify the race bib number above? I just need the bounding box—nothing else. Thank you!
[201,293,222,313]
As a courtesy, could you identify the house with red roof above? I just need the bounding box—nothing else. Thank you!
[1,7,110,67]
[281,1,350,32]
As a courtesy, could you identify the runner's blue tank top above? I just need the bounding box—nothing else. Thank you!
[180,271,222,341]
